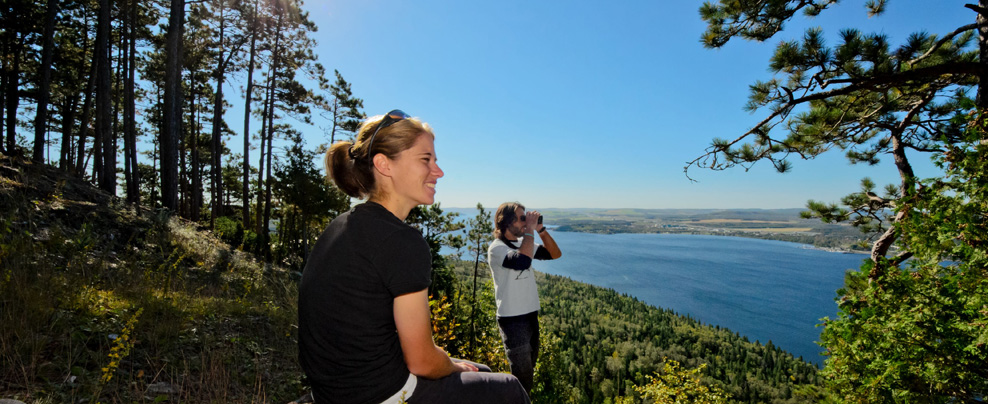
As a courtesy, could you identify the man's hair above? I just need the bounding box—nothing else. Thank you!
[493,202,525,241]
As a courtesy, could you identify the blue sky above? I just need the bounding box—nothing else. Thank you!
[282,0,973,209]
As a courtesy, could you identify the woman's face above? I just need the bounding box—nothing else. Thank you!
[388,133,444,208]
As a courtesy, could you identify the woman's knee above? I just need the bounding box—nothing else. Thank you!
[483,373,531,404]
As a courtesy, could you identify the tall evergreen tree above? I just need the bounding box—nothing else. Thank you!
[93,0,113,193]
[465,203,493,352]
[74,10,96,178]
[273,129,349,270]
[122,0,140,205]
[32,0,58,163]
[325,69,364,144]
[406,204,465,299]
[1,0,41,155]
[205,0,249,226]
[250,0,322,260]
[161,0,185,211]
[691,1,987,400]
[240,0,263,233]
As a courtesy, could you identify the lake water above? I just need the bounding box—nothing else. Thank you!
[528,231,868,367]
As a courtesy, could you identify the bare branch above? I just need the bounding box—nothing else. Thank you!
[964,4,988,17]
[870,210,905,273]
[888,250,913,266]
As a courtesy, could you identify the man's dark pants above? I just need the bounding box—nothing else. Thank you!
[497,311,540,393]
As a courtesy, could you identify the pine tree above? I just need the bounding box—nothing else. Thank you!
[466,203,493,352]
[32,0,58,163]
[691,1,988,400]
[326,69,365,144]
[406,204,465,299]
[161,0,185,211]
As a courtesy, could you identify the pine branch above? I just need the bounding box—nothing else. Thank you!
[906,23,977,67]
[686,52,975,181]
[821,62,980,88]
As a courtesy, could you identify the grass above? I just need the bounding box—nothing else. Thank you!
[0,156,303,403]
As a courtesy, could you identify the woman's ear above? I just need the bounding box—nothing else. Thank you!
[372,153,393,177]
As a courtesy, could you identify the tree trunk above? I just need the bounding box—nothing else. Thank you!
[4,35,22,155]
[257,80,272,257]
[261,12,283,261]
[330,98,339,144]
[191,92,202,222]
[94,0,114,193]
[255,84,269,243]
[33,0,58,163]
[180,109,188,218]
[75,16,96,177]
[124,0,139,205]
[113,34,124,188]
[302,211,310,268]
[59,94,79,170]
[263,100,274,262]
[210,0,228,227]
[151,86,160,203]
[162,0,186,211]
[978,0,988,109]
[1,66,6,155]
[470,238,482,351]
[242,13,257,231]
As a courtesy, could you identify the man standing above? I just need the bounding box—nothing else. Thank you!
[487,202,562,393]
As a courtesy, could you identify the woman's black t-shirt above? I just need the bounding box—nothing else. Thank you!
[298,202,432,404]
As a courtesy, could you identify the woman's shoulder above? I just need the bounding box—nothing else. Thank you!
[353,203,425,242]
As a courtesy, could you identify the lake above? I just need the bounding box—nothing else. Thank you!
[528,231,868,367]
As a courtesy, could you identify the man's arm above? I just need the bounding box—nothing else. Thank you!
[519,210,540,258]
[394,289,477,379]
[536,227,562,259]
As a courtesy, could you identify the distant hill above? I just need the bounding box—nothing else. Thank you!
[445,206,866,251]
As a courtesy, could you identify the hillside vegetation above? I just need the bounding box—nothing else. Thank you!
[1,156,302,403]
[1,155,823,403]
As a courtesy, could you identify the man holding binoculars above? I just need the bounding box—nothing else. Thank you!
[487,202,563,393]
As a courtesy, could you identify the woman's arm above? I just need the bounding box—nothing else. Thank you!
[394,289,475,379]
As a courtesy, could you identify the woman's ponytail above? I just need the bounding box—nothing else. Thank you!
[325,140,374,198]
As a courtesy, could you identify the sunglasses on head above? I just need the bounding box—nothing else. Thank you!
[363,109,410,160]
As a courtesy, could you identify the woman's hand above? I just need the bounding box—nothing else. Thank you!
[454,362,479,372]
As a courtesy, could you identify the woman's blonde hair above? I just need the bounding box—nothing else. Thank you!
[324,113,434,199]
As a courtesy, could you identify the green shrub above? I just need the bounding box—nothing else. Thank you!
[214,216,244,247]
